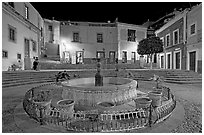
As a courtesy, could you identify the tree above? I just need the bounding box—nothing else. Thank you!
[137,36,163,69]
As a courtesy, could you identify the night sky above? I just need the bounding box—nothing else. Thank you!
[31,2,201,25]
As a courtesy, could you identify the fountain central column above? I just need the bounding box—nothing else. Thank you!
[95,58,103,86]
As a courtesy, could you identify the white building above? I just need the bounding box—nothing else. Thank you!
[45,20,147,64]
[2,2,44,71]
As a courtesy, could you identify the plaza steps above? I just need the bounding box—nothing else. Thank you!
[164,70,202,84]
[2,69,202,88]
[2,71,57,88]
[2,70,96,88]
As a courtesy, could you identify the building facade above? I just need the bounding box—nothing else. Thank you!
[186,4,202,73]
[155,3,202,73]
[155,10,188,70]
[2,2,44,71]
[45,20,147,64]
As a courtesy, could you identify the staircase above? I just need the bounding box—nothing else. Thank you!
[2,69,202,88]
[2,71,57,88]
[164,70,202,84]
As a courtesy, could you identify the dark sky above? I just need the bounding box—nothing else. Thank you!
[31,2,201,25]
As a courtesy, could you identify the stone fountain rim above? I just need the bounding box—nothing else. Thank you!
[61,77,137,92]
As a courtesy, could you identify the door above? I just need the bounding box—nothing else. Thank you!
[167,54,171,69]
[175,52,180,69]
[63,51,70,63]
[122,51,127,63]
[189,51,196,71]
[109,51,115,64]
[131,52,136,63]
[161,55,164,68]
[96,51,105,59]
[76,51,84,64]
[24,38,31,70]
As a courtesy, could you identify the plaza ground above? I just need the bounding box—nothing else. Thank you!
[2,78,202,133]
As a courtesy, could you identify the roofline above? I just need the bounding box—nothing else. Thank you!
[155,10,188,34]
[117,22,147,29]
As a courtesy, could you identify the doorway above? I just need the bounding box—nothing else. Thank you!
[131,52,136,63]
[175,51,181,69]
[160,55,164,68]
[63,51,70,63]
[166,53,171,69]
[24,38,31,70]
[76,51,84,64]
[189,51,196,71]
[122,51,127,63]
[109,51,115,64]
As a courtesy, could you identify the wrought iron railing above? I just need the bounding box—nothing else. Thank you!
[23,83,176,132]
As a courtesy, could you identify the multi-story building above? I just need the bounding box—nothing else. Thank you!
[186,3,202,73]
[2,2,44,71]
[155,10,188,70]
[155,3,202,73]
[45,20,147,64]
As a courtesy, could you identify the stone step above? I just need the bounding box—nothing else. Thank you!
[165,77,202,81]
[2,79,54,88]
[2,77,54,85]
[164,80,202,84]
[165,75,202,79]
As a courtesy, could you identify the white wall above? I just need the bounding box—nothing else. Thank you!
[2,2,43,71]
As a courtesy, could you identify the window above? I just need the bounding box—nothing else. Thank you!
[2,50,8,58]
[160,37,164,45]
[166,34,170,47]
[40,27,43,37]
[73,32,79,42]
[8,25,16,42]
[24,4,29,19]
[190,23,196,36]
[8,2,14,8]
[48,25,53,31]
[97,33,103,43]
[173,29,179,45]
[32,40,37,52]
[17,53,21,59]
[127,29,136,42]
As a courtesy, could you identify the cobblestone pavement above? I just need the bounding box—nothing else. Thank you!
[171,97,202,133]
[2,96,24,132]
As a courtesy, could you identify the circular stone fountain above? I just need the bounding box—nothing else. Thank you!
[61,77,137,111]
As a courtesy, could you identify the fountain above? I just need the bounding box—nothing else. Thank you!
[22,59,177,132]
[61,58,138,112]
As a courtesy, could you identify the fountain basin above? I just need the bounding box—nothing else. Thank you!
[61,77,137,108]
